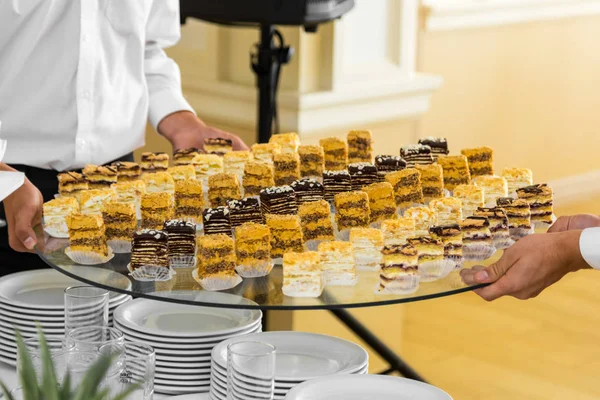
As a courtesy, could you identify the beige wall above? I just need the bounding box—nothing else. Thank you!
[418,14,600,183]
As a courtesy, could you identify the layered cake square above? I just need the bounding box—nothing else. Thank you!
[474,207,511,248]
[404,206,437,236]
[348,162,379,191]
[173,148,199,166]
[415,164,444,201]
[381,217,416,246]
[43,197,79,236]
[429,224,463,262]
[83,164,117,189]
[141,192,174,229]
[235,223,271,271]
[192,154,224,180]
[378,244,419,294]
[453,184,484,218]
[174,178,204,222]
[102,201,137,242]
[79,189,116,216]
[167,165,196,181]
[251,143,281,165]
[473,175,508,206]
[318,241,357,285]
[243,161,275,197]
[111,161,141,182]
[429,197,462,226]
[58,171,88,200]
[163,219,196,257]
[273,152,301,186]
[334,191,370,231]
[350,227,384,270]
[320,137,348,171]
[298,145,325,178]
[204,138,232,155]
[385,169,424,209]
[260,185,298,215]
[208,172,242,207]
[362,182,397,224]
[496,197,533,237]
[438,155,471,191]
[202,206,232,236]
[224,151,253,177]
[502,167,533,195]
[228,197,263,228]
[400,144,433,167]
[196,234,237,278]
[269,132,300,154]
[66,213,108,257]
[298,200,335,242]
[130,229,169,270]
[322,170,352,202]
[265,214,305,258]
[407,236,445,265]
[142,171,175,194]
[418,137,449,160]
[375,155,406,182]
[282,251,323,297]
[347,130,373,163]
[140,152,169,174]
[460,216,492,247]
[461,147,494,177]
[516,184,553,225]
[290,178,324,204]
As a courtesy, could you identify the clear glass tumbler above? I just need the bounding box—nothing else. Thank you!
[64,286,109,334]
[65,326,124,353]
[227,341,276,400]
[100,342,156,400]
[18,337,73,376]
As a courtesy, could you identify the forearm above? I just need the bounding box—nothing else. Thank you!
[157,111,206,149]
[0,163,17,172]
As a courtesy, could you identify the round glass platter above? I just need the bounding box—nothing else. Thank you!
[34,226,490,310]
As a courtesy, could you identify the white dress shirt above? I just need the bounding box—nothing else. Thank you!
[0,0,194,171]
[580,227,600,270]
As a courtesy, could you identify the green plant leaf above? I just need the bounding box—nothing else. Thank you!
[59,371,72,400]
[15,330,40,400]
[0,380,16,400]
[72,354,113,400]
[37,326,60,400]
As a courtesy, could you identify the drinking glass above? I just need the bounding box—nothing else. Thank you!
[65,326,124,353]
[64,286,109,334]
[100,342,156,400]
[18,337,73,376]
[227,341,276,400]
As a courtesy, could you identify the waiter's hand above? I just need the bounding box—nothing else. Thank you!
[3,178,43,252]
[548,214,600,233]
[158,111,249,152]
[460,231,589,301]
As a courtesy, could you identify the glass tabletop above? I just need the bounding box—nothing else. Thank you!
[34,226,490,310]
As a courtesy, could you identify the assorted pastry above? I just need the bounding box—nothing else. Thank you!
[44,134,554,296]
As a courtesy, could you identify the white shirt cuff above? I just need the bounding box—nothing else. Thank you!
[148,89,196,130]
[579,227,600,270]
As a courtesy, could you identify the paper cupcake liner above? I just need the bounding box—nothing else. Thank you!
[169,255,196,268]
[191,269,243,291]
[445,255,465,270]
[375,274,420,295]
[510,226,535,241]
[493,235,515,250]
[328,201,336,214]
[418,259,456,282]
[305,239,324,252]
[271,256,283,265]
[235,260,274,278]
[107,239,132,254]
[324,271,358,286]
[126,263,176,282]
[463,243,497,261]
[64,247,115,265]
[335,228,351,241]
[282,279,325,298]
[43,224,69,239]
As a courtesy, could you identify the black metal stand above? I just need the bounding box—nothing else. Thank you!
[330,309,427,382]
[251,24,293,143]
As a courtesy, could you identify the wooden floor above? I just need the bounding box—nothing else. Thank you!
[286,198,600,400]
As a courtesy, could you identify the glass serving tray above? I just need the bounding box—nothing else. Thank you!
[34,226,491,310]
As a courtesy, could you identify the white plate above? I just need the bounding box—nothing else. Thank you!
[212,332,369,382]
[165,394,210,400]
[211,362,369,389]
[155,384,210,395]
[0,313,64,328]
[155,370,211,380]
[154,377,211,386]
[0,171,25,202]
[284,375,453,400]
[210,380,286,400]
[211,371,289,396]
[0,322,64,336]
[114,319,262,346]
[114,299,262,338]
[155,365,212,375]
[0,269,131,311]
[155,357,212,368]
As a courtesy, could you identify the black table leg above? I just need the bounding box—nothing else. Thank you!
[329,308,427,382]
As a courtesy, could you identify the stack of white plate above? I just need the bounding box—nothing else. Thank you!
[0,269,132,366]
[113,298,263,395]
[284,375,452,400]
[209,332,369,400]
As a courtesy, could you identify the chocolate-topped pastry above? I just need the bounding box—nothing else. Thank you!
[111,161,141,182]
[227,197,263,228]
[474,207,511,248]
[460,216,492,244]
[163,219,196,256]
[516,183,553,225]
[400,144,434,167]
[202,206,232,236]
[322,170,352,202]
[429,223,463,262]
[58,171,88,199]
[140,152,169,173]
[375,155,406,181]
[378,243,419,294]
[260,185,298,215]
[348,162,379,191]
[82,164,118,189]
[496,197,532,230]
[290,178,324,204]
[204,138,233,155]
[130,229,169,270]
[418,137,449,160]
[173,148,200,165]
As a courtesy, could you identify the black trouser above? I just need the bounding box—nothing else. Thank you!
[0,153,134,276]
